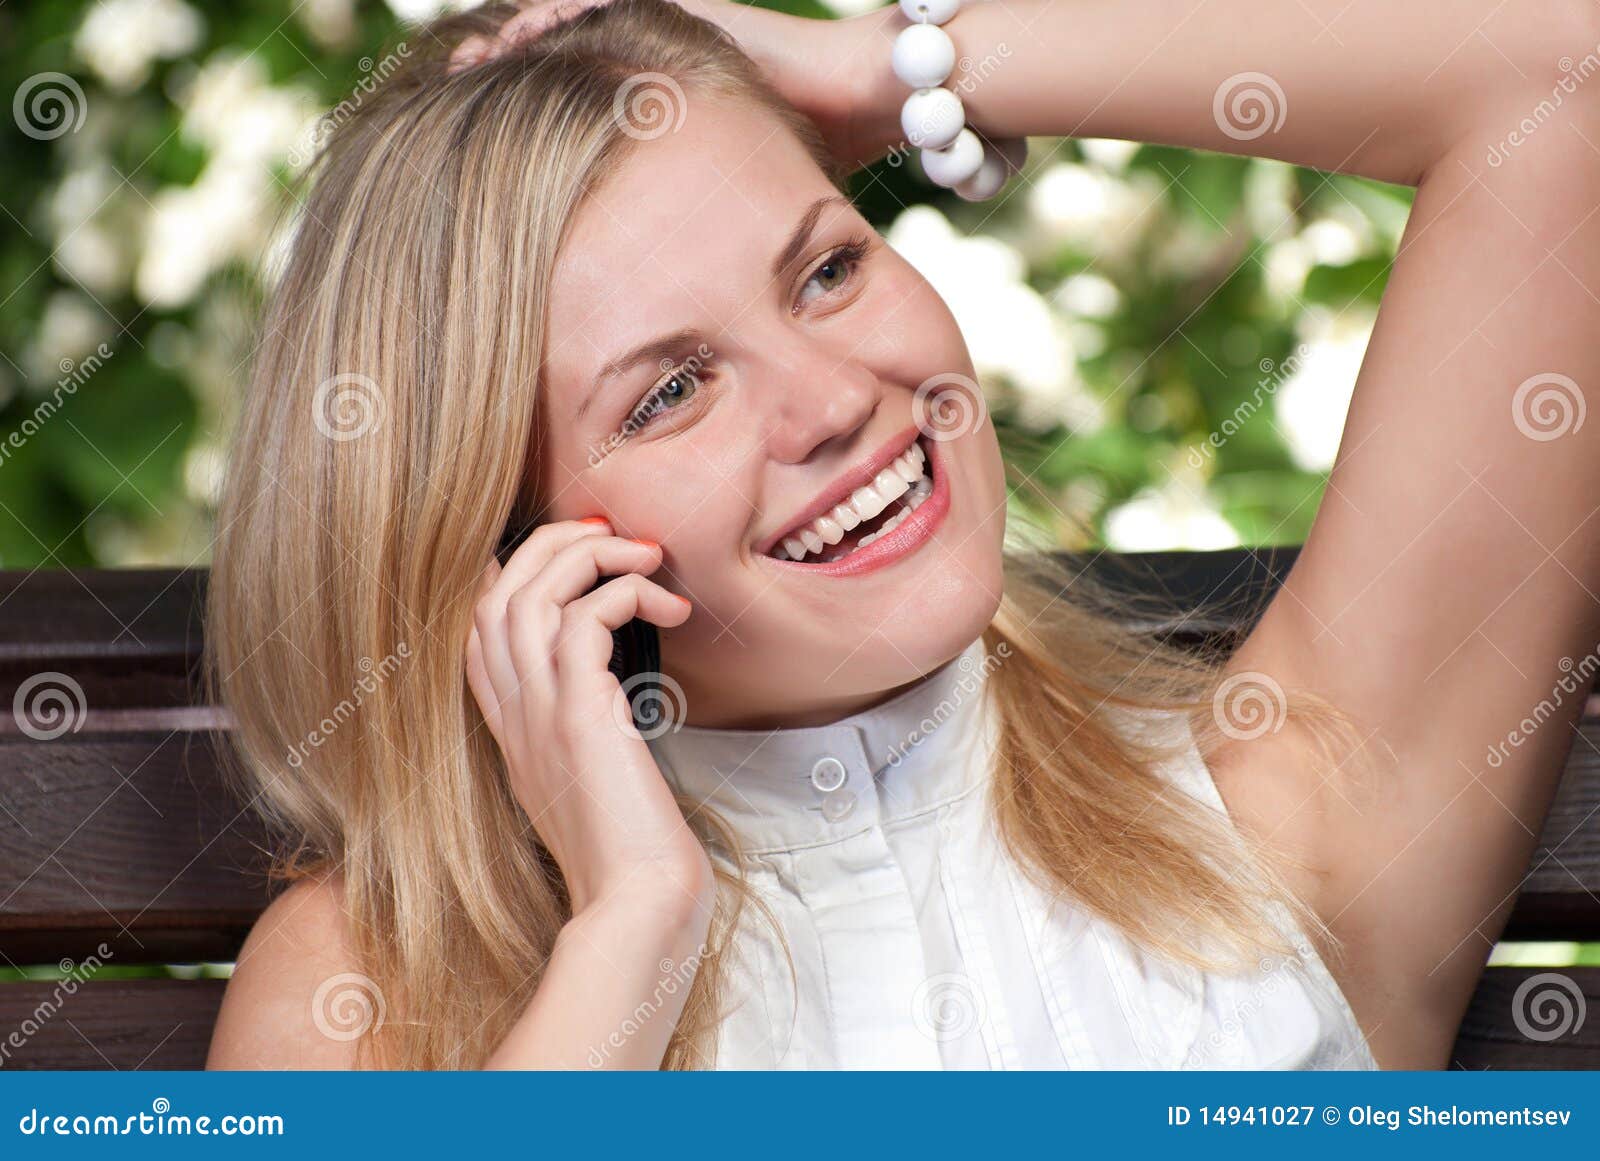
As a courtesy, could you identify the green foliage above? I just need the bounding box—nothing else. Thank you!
[0,0,1414,565]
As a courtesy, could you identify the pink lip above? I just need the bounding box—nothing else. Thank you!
[760,433,951,578]
[756,425,923,558]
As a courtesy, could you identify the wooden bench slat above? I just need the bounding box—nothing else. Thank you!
[0,979,224,1070]
[0,732,271,964]
[0,968,1591,1070]
[1450,967,1600,1069]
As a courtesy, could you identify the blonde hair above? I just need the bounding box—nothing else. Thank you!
[207,0,1363,1069]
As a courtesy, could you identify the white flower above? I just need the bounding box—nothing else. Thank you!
[886,205,1102,434]
[75,0,203,90]
[1275,309,1372,472]
[1106,482,1241,551]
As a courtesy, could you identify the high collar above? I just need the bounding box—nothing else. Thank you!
[648,637,1001,854]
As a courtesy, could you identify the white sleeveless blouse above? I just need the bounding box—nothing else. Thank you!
[648,638,1378,1070]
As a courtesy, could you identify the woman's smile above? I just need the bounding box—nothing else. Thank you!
[757,428,950,577]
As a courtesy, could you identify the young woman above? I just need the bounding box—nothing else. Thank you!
[204,0,1600,1069]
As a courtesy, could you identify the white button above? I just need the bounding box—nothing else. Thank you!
[810,756,847,793]
[821,790,857,822]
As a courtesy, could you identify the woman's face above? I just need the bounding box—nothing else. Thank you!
[538,95,1006,728]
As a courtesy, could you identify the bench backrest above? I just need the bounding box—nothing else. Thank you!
[1,551,1595,1068]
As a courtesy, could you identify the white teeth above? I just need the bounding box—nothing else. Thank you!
[770,440,934,563]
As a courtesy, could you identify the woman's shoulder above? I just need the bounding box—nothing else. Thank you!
[206,871,364,1069]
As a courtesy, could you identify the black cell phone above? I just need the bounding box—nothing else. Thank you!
[496,519,661,691]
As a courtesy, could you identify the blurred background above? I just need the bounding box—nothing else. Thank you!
[1,0,1585,972]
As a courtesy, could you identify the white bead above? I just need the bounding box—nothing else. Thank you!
[996,135,1029,173]
[892,24,956,90]
[920,127,984,188]
[900,87,965,149]
[898,0,961,24]
[955,142,1010,200]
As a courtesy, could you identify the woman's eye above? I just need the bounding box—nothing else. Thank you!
[625,368,700,434]
[797,240,868,306]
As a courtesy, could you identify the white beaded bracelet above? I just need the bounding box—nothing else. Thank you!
[891,0,1026,201]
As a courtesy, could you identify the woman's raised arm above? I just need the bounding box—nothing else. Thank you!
[896,0,1600,1067]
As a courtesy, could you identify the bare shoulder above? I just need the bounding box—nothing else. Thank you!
[207,873,366,1070]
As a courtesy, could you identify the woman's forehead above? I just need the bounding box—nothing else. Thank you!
[543,99,843,408]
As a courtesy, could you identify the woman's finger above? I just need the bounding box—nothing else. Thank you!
[554,573,692,695]
[502,536,667,695]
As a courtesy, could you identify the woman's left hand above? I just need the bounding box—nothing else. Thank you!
[452,0,907,172]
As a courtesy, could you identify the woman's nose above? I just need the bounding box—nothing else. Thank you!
[757,340,882,465]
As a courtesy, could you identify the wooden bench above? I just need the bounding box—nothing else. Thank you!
[1,550,1596,1069]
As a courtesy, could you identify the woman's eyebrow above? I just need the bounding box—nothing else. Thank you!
[575,194,853,421]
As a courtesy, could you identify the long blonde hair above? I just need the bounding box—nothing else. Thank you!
[207,0,1361,1069]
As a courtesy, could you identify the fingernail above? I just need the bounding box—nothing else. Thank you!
[631,538,659,550]
[579,516,609,526]
[673,593,692,607]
